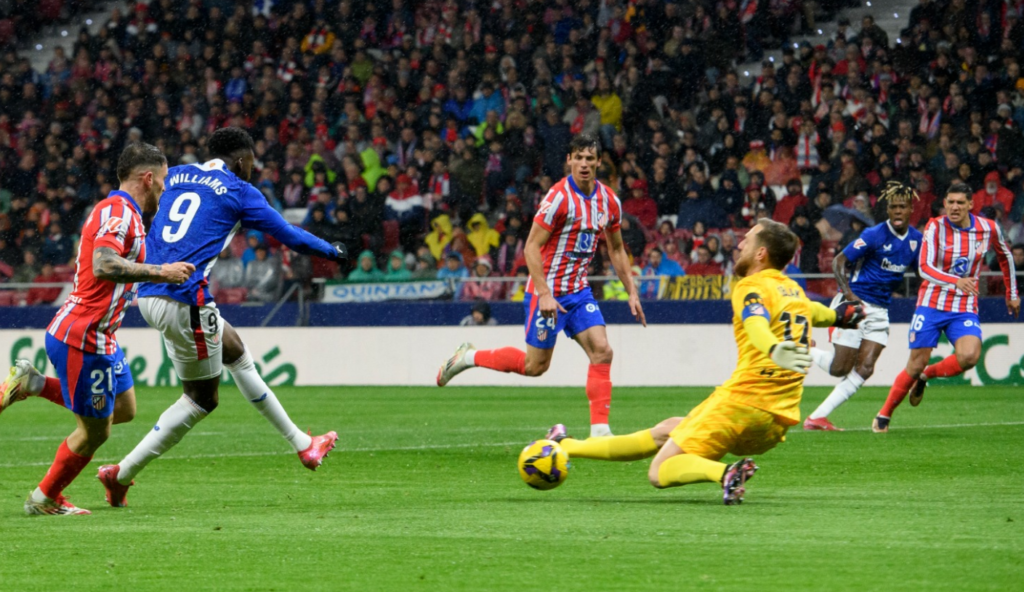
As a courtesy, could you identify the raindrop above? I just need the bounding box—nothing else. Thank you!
[817,29,823,35]
[86,19,93,25]
[35,44,42,51]
[897,38,902,44]
[793,43,799,49]
[61,31,68,37]
[744,71,750,77]
[866,1,872,6]
[769,56,775,62]
[894,13,899,19]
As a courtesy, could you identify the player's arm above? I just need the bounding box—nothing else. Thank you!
[919,220,975,294]
[524,222,564,318]
[93,247,193,284]
[239,186,347,261]
[832,251,857,302]
[734,288,811,373]
[604,226,646,326]
[989,224,1021,317]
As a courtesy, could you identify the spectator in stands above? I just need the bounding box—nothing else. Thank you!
[348,250,384,283]
[242,231,263,268]
[461,256,503,301]
[437,252,469,299]
[459,300,498,327]
[12,250,39,284]
[210,249,245,294]
[641,247,686,299]
[425,214,454,262]
[973,171,1015,217]
[624,179,658,230]
[385,174,425,252]
[384,250,412,282]
[40,222,73,266]
[619,214,647,261]
[773,179,809,226]
[466,213,499,259]
[791,208,823,274]
[0,235,19,271]
[495,231,524,277]
[245,245,283,303]
[412,253,438,280]
[687,245,725,276]
[1011,244,1024,271]
[26,263,62,305]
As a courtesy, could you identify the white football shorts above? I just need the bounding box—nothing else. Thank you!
[139,296,224,381]
[828,293,890,348]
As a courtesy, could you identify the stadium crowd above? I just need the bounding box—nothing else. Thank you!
[1,0,1024,305]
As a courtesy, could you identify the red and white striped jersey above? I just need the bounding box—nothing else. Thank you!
[527,176,622,297]
[48,190,147,354]
[917,214,1018,313]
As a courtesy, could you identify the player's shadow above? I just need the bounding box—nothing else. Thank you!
[501,496,765,506]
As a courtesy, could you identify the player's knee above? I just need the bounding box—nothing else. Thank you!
[113,406,136,425]
[647,466,665,489]
[523,360,549,377]
[854,362,876,379]
[590,345,613,366]
[829,362,851,378]
[957,350,980,370]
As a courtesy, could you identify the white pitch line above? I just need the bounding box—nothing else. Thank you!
[1,420,1021,470]
[0,441,525,469]
[4,431,226,442]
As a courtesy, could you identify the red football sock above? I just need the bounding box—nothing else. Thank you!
[473,348,526,375]
[923,355,964,380]
[586,363,612,425]
[879,369,916,418]
[38,377,65,407]
[38,439,93,500]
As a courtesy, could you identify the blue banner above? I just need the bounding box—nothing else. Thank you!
[322,281,452,303]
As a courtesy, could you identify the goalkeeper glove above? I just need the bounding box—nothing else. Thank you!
[833,300,866,329]
[331,242,349,261]
[769,341,812,374]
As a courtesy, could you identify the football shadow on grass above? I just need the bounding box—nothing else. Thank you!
[500,496,784,506]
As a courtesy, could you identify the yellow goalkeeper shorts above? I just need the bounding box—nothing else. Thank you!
[669,389,790,461]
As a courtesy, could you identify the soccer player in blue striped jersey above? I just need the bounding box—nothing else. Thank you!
[804,182,922,430]
[97,128,348,507]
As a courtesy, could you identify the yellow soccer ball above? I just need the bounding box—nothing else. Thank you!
[517,439,569,490]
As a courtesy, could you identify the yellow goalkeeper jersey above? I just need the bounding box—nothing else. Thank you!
[719,268,816,425]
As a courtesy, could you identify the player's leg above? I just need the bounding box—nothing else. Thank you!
[552,417,679,461]
[911,315,983,406]
[28,338,119,515]
[220,320,335,468]
[806,340,884,429]
[0,359,70,415]
[573,324,614,436]
[108,298,217,492]
[875,347,931,431]
[567,290,614,437]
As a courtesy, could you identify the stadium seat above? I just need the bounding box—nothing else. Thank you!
[215,287,248,304]
[311,257,339,279]
[0,20,15,47]
[0,291,20,306]
[382,220,400,253]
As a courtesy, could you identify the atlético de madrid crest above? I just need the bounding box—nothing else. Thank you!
[92,394,105,411]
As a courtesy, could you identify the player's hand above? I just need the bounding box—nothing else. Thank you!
[832,300,866,329]
[769,341,812,374]
[331,241,349,261]
[1008,297,1021,319]
[161,262,195,284]
[628,291,646,327]
[538,292,566,321]
[955,277,979,296]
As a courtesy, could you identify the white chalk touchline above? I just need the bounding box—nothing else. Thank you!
[1,421,1021,469]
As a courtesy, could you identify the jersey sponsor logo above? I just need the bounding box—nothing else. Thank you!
[853,238,867,249]
[96,216,127,237]
[952,256,970,277]
[880,258,907,273]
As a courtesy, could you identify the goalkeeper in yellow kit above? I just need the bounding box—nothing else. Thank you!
[542,220,865,504]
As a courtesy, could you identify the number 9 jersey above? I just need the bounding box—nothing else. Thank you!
[139,159,336,306]
[720,269,816,425]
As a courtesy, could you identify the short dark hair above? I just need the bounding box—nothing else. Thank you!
[568,133,601,157]
[755,219,799,270]
[207,126,255,160]
[116,142,166,182]
[1011,243,1024,253]
[946,182,972,199]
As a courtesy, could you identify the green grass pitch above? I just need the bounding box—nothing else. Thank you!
[1,385,1021,591]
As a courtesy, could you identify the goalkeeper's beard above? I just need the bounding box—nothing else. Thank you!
[734,254,753,278]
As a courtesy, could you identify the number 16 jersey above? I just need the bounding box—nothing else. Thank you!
[140,159,336,306]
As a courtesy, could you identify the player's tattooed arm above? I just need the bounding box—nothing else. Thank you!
[93,247,195,284]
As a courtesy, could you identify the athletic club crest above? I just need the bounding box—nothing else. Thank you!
[92,394,106,411]
[910,240,918,252]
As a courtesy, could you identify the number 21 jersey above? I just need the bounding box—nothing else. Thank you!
[140,159,335,306]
